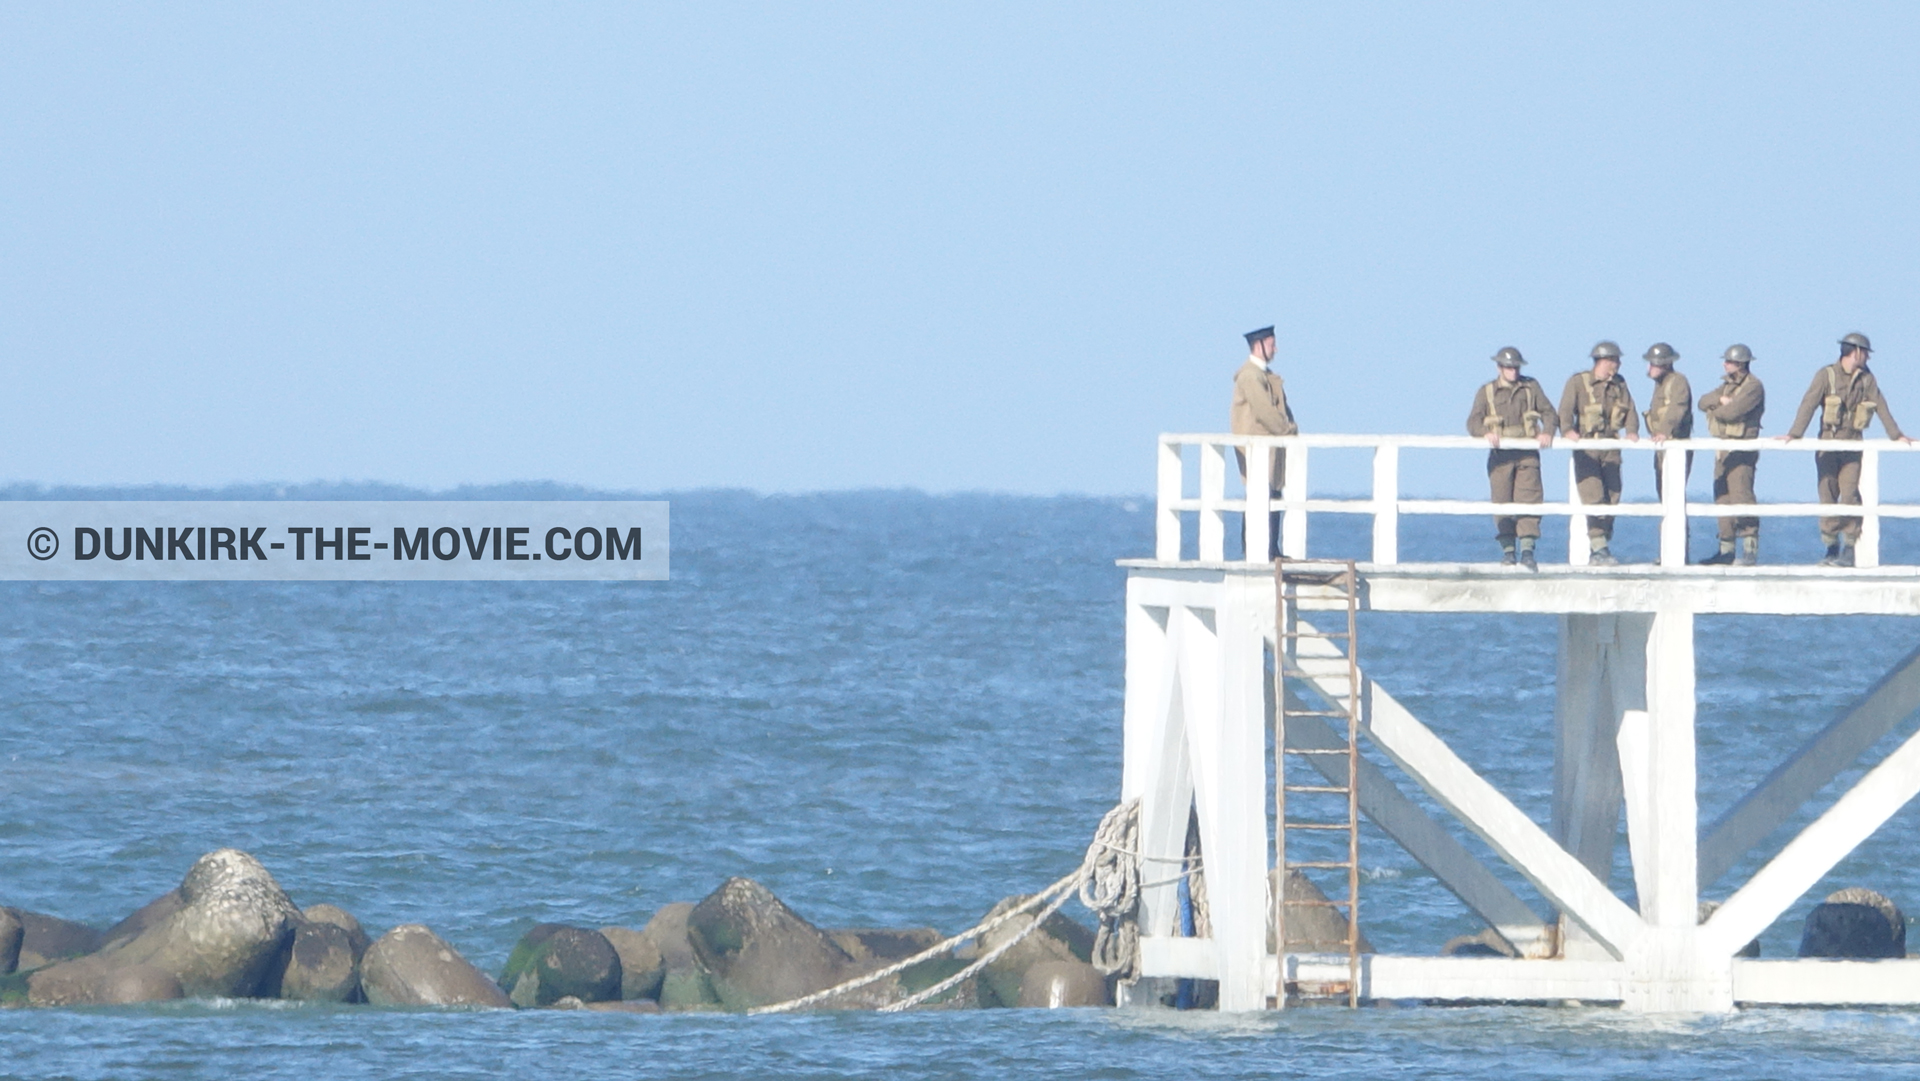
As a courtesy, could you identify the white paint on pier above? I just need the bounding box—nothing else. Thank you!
[1121,433,1920,1014]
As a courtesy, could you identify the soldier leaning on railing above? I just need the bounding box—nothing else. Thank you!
[1558,341,1640,566]
[1466,347,1557,570]
[1780,333,1914,568]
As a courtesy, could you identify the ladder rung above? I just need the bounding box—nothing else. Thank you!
[1283,747,1352,756]
[1284,823,1354,831]
[1284,709,1350,717]
[1277,631,1352,639]
[1284,785,1351,794]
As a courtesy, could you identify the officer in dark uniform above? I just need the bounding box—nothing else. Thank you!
[1466,347,1557,568]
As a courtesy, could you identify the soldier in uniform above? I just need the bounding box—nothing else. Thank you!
[1643,342,1694,485]
[1780,333,1913,566]
[1696,344,1766,565]
[1558,341,1640,565]
[1467,347,1557,568]
[1643,342,1695,555]
[1229,325,1295,559]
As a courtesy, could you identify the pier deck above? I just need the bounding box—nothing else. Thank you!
[1120,433,1920,1013]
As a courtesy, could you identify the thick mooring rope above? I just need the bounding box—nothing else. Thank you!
[749,799,1143,1015]
[1081,799,1142,981]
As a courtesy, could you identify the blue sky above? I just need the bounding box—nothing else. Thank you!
[3,4,1918,495]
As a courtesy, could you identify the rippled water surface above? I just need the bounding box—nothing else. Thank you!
[4,488,1920,1079]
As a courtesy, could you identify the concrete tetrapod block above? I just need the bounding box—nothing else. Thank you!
[267,920,363,1002]
[0,908,21,975]
[301,905,372,956]
[598,926,665,1002]
[95,965,184,1005]
[29,849,299,1004]
[828,928,943,966]
[687,878,861,1011]
[641,904,723,1011]
[1016,960,1111,1008]
[98,890,186,953]
[500,925,622,1008]
[1267,869,1375,954]
[359,925,509,1009]
[957,895,1097,1009]
[1800,888,1907,959]
[11,910,104,971]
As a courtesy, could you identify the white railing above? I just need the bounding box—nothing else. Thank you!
[1157,433,1920,568]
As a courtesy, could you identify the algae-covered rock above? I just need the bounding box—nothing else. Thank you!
[642,904,723,1012]
[501,925,621,1007]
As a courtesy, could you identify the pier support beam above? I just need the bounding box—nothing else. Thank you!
[1119,581,1269,1012]
[1617,608,1731,1011]
[1700,641,1920,888]
[1123,562,1920,1013]
[1551,614,1646,959]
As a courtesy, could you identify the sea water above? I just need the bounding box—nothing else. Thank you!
[3,487,1920,1079]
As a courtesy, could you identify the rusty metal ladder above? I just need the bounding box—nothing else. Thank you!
[1273,558,1362,1007]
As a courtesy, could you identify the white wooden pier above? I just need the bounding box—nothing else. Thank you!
[1122,433,1920,1012]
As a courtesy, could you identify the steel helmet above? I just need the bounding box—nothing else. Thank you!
[1840,332,1873,356]
[1590,340,1622,361]
[1722,344,1754,366]
[1643,342,1679,367]
[1492,346,1526,368]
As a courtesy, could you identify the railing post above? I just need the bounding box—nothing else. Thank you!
[1659,445,1687,567]
[1199,441,1227,561]
[1567,452,1590,567]
[1156,438,1183,562]
[1281,442,1309,559]
[1371,443,1399,565]
[1244,439,1271,564]
[1859,447,1882,569]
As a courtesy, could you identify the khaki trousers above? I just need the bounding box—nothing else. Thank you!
[1817,448,1864,539]
[1572,449,1622,540]
[1488,449,1543,539]
[1713,448,1759,540]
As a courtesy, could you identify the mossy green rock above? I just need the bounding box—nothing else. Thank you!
[501,926,621,1007]
[639,904,723,1011]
